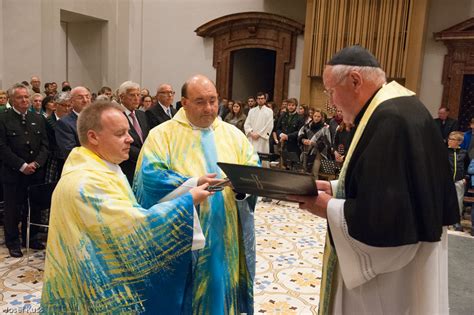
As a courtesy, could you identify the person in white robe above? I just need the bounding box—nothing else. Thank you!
[244,92,274,154]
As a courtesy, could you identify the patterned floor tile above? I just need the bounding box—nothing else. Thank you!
[0,200,326,313]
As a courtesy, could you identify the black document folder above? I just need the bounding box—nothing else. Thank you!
[217,162,317,201]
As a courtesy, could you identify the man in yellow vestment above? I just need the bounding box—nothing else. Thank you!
[41,101,212,314]
[134,75,259,314]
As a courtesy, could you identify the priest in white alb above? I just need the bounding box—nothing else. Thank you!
[244,92,274,154]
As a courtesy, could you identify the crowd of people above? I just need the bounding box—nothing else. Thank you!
[0,44,472,313]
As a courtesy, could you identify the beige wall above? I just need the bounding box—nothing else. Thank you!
[0,0,123,92]
[0,0,306,100]
[138,0,306,99]
[419,0,474,116]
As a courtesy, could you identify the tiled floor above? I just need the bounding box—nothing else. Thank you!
[0,201,472,314]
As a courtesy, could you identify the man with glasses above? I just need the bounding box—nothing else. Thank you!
[134,74,259,314]
[55,86,91,161]
[146,83,177,129]
[44,92,72,183]
[289,45,459,314]
[117,81,149,185]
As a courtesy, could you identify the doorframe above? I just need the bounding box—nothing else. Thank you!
[195,12,304,104]
[434,18,474,120]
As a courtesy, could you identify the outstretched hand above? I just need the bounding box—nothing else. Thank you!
[198,173,220,186]
[287,180,333,218]
[190,183,213,205]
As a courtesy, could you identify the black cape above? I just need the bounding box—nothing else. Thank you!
[343,95,459,247]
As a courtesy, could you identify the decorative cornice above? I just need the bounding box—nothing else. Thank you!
[195,12,304,37]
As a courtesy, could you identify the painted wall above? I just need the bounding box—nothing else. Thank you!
[139,0,306,101]
[0,0,123,92]
[418,0,474,116]
[0,0,305,101]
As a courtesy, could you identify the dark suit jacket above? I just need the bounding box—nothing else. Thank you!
[0,109,49,183]
[276,112,305,153]
[146,103,176,129]
[434,117,459,142]
[120,110,150,185]
[55,111,79,160]
[45,114,60,158]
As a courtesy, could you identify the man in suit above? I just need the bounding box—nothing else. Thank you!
[146,83,176,129]
[45,92,71,183]
[118,81,149,185]
[0,83,49,257]
[434,107,459,143]
[55,86,91,161]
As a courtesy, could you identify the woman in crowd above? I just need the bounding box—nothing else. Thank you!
[139,95,153,111]
[224,100,246,132]
[297,108,331,178]
[306,107,315,124]
[0,90,8,112]
[333,121,354,164]
[42,95,56,118]
[297,104,309,124]
[29,93,44,116]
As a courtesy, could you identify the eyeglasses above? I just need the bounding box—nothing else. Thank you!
[159,91,175,96]
[448,138,460,141]
[323,74,348,98]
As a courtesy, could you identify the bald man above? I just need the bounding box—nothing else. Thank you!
[134,75,259,314]
[55,86,91,160]
[146,83,177,129]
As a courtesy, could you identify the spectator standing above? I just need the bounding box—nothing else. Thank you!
[460,117,474,159]
[55,86,91,161]
[224,100,246,132]
[434,107,459,143]
[447,131,470,231]
[244,92,274,154]
[0,83,49,257]
[146,84,176,129]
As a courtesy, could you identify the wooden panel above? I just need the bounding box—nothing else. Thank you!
[308,0,412,79]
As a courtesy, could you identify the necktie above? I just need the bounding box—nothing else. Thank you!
[129,111,143,143]
[167,107,172,118]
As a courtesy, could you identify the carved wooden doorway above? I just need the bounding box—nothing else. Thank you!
[195,12,304,104]
[435,18,474,129]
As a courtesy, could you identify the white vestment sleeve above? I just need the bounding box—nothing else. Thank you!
[158,177,206,250]
[327,198,420,289]
[256,110,274,140]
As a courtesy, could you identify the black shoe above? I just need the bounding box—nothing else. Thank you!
[22,241,46,250]
[8,247,23,258]
[453,223,463,232]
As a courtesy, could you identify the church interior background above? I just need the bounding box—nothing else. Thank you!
[0,0,473,313]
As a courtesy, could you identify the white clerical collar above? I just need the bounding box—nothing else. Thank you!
[55,113,60,120]
[73,109,80,116]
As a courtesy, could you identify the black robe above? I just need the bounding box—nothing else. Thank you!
[343,95,459,247]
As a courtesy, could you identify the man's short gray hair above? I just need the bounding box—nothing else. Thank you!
[30,93,43,102]
[118,81,140,97]
[77,101,124,146]
[54,91,71,104]
[330,65,387,87]
[8,83,28,99]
